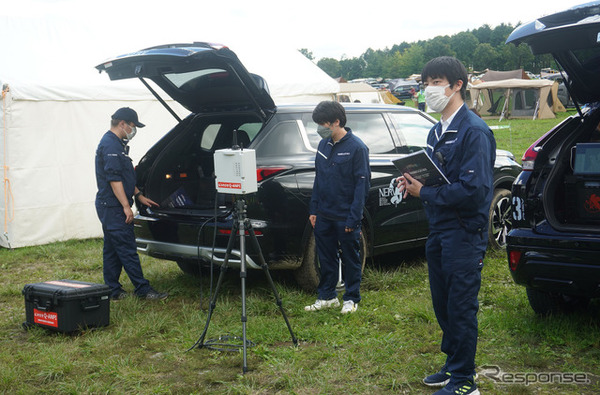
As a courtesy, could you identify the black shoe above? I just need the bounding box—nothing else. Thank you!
[423,370,451,387]
[111,289,129,300]
[139,289,168,300]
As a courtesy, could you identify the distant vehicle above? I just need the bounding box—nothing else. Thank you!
[391,80,420,100]
[369,83,389,90]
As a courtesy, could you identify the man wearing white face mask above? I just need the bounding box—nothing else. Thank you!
[399,57,495,395]
[95,107,167,301]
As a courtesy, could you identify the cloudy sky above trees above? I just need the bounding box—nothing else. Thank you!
[0,0,584,82]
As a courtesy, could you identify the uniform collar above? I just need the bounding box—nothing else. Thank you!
[441,105,462,134]
[107,130,129,152]
[328,127,352,145]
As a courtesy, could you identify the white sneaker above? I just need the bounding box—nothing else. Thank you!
[304,298,340,311]
[341,300,358,314]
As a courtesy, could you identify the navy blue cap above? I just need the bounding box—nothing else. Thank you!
[111,107,145,128]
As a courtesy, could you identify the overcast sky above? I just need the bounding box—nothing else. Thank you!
[0,0,586,82]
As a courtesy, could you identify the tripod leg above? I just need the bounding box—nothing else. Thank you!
[245,219,298,346]
[187,220,238,351]
[239,214,249,373]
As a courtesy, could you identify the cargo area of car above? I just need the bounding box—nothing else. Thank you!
[542,108,600,231]
[143,113,263,215]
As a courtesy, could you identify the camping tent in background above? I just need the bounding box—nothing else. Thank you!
[469,79,566,120]
[233,46,339,104]
[336,82,402,104]
[0,80,189,249]
[479,69,530,81]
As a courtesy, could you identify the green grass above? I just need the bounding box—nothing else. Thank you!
[1,245,599,394]
[1,110,599,394]
[485,112,578,161]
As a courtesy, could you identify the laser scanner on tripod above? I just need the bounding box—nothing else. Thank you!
[214,148,258,195]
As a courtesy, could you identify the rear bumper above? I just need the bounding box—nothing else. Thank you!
[507,228,600,298]
[136,237,263,269]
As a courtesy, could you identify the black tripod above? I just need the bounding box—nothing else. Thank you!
[189,198,298,373]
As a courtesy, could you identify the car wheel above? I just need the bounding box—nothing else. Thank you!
[488,188,512,250]
[294,226,367,292]
[176,259,202,276]
[525,288,590,315]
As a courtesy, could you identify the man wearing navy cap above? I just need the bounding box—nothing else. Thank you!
[95,107,168,300]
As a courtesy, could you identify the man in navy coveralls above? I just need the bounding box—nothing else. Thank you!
[95,107,168,300]
[399,57,495,395]
[304,101,370,315]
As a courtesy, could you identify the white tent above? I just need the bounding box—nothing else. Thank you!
[336,83,403,105]
[0,16,338,249]
[0,81,190,249]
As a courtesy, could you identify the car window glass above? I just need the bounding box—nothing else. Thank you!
[255,121,305,157]
[347,113,396,154]
[200,124,221,150]
[302,112,396,154]
[238,122,263,140]
[389,112,433,153]
[165,68,227,90]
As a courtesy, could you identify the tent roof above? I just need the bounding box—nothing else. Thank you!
[0,15,338,103]
[338,82,378,93]
[471,78,554,90]
[480,69,529,81]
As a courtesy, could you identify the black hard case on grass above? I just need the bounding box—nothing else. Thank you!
[22,280,110,332]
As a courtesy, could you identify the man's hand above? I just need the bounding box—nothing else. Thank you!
[400,173,423,198]
[138,195,159,208]
[123,206,134,224]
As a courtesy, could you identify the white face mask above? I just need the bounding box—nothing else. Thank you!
[424,84,455,113]
[125,125,137,141]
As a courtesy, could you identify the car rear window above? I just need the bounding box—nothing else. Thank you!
[164,68,228,91]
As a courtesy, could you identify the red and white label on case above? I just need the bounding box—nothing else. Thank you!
[33,308,58,327]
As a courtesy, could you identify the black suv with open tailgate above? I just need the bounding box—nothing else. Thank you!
[506,1,600,314]
[96,43,521,291]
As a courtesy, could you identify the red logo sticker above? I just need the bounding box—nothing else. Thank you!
[218,182,242,189]
[584,193,600,214]
[33,308,58,327]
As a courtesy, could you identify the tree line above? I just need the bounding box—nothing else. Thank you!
[300,23,554,81]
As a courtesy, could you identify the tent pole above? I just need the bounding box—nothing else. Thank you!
[499,89,510,122]
[533,98,540,120]
[2,84,14,249]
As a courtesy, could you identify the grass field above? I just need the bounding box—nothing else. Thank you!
[2,109,599,394]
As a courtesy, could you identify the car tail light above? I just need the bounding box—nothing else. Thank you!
[508,250,522,271]
[521,146,539,171]
[521,126,558,171]
[256,166,291,182]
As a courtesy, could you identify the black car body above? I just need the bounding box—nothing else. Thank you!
[391,80,420,100]
[506,1,600,314]
[96,43,521,291]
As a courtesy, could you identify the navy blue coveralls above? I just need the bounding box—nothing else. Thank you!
[309,128,370,303]
[95,131,151,298]
[419,104,496,384]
